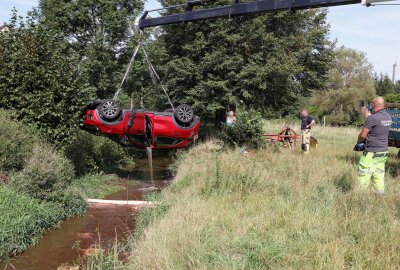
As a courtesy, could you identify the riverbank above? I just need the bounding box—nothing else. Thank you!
[0,174,121,262]
[125,123,400,269]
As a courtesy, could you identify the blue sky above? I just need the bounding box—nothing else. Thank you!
[1,0,399,78]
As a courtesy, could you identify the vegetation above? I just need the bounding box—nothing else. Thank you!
[10,143,75,202]
[1,0,399,267]
[66,131,128,176]
[38,0,144,99]
[222,109,265,148]
[0,111,39,172]
[0,187,64,260]
[120,123,400,269]
[312,46,375,126]
[155,3,333,119]
[0,110,120,261]
[375,73,400,96]
[0,13,94,146]
[71,174,122,199]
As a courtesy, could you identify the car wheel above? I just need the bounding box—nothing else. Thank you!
[97,99,121,121]
[174,104,194,124]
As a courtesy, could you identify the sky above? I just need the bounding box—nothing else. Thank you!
[1,0,399,78]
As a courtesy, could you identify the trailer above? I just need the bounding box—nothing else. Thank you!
[263,125,318,149]
[385,103,400,150]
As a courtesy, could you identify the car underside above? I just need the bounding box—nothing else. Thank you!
[80,100,200,150]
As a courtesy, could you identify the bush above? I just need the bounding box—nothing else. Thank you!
[0,110,39,172]
[385,93,400,103]
[10,144,75,202]
[66,131,126,176]
[221,109,265,149]
[0,187,64,260]
[61,187,87,218]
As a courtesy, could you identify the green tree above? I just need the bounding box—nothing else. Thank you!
[312,46,375,125]
[38,0,144,98]
[151,1,333,120]
[0,13,94,145]
[374,73,395,96]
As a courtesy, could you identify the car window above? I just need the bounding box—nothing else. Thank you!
[156,137,182,146]
[145,116,153,146]
[129,135,146,146]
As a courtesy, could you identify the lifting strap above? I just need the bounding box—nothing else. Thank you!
[113,33,175,111]
[141,48,175,111]
[113,40,142,100]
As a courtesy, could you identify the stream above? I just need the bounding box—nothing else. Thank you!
[0,155,172,270]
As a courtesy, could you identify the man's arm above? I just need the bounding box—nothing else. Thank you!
[357,128,370,143]
[306,119,315,129]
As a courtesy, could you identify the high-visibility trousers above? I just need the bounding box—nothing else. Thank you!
[358,151,389,193]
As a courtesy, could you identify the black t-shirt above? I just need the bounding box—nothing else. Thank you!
[364,109,392,152]
[301,116,314,130]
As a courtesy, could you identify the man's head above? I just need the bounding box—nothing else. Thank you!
[301,109,308,118]
[371,96,385,113]
[227,111,234,117]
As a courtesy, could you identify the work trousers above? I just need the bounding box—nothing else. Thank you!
[358,151,389,193]
[301,129,311,152]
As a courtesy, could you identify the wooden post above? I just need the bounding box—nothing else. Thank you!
[126,173,130,204]
[146,147,154,182]
[323,116,326,128]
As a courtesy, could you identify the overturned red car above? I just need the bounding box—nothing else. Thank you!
[80,99,200,150]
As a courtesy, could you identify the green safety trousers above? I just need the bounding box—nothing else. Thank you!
[358,151,389,193]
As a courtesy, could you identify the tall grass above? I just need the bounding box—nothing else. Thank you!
[71,174,122,199]
[127,124,400,269]
[0,187,64,260]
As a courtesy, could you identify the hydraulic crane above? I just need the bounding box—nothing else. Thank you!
[138,0,395,29]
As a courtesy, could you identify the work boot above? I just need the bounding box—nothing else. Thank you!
[301,144,309,153]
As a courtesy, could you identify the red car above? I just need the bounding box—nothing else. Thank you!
[80,99,200,150]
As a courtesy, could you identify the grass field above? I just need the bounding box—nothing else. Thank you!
[125,122,400,269]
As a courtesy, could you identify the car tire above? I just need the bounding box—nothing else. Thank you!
[97,99,121,121]
[174,104,194,124]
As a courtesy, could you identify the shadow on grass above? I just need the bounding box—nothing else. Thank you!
[338,153,359,165]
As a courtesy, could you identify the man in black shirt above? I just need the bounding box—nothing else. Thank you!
[301,109,315,153]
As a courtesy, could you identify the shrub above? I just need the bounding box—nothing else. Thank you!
[385,93,400,103]
[61,187,88,218]
[221,109,265,149]
[66,131,126,176]
[0,187,64,260]
[10,144,75,202]
[0,110,39,172]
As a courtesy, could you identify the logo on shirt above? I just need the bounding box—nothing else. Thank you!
[381,120,392,127]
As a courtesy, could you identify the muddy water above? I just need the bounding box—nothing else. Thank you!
[0,155,171,270]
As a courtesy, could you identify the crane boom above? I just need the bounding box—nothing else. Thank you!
[138,0,362,29]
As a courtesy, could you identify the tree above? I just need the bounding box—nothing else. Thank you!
[151,1,333,120]
[38,0,144,98]
[312,46,375,125]
[374,73,395,96]
[0,12,94,146]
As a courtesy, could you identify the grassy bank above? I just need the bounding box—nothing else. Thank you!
[0,187,64,259]
[126,122,400,269]
[71,174,122,199]
[0,110,122,261]
[0,174,120,262]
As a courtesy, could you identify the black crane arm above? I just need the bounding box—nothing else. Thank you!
[138,0,363,30]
